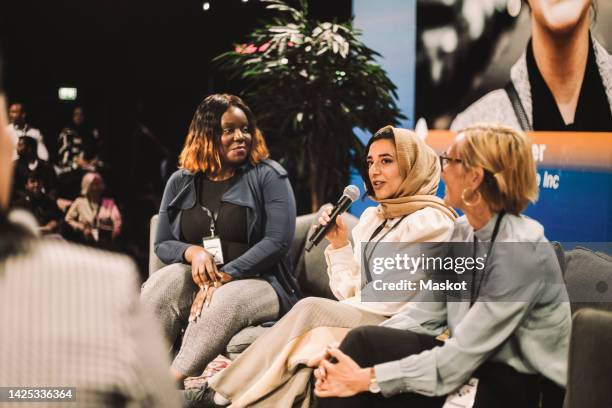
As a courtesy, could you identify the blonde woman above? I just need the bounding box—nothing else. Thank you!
[312,124,570,408]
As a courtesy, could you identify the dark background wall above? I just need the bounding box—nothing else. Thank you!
[0,0,351,181]
[0,0,351,276]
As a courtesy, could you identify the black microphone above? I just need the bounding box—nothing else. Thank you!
[305,185,360,252]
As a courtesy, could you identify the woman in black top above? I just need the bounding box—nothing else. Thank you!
[141,94,301,383]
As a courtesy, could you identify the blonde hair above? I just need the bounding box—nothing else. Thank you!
[81,172,104,197]
[456,124,538,215]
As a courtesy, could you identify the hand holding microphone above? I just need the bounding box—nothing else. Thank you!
[305,185,359,252]
[318,207,348,249]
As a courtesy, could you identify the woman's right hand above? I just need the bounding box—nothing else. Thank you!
[318,206,349,249]
[187,246,219,288]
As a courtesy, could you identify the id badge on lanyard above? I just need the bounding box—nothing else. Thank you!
[201,206,225,266]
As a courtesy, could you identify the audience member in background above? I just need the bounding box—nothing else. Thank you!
[141,94,301,387]
[65,172,122,246]
[12,135,58,201]
[13,172,62,235]
[0,90,181,407]
[206,126,457,408]
[311,124,570,408]
[6,102,49,161]
[57,106,104,198]
[452,0,611,131]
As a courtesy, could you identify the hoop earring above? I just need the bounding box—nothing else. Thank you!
[461,188,482,207]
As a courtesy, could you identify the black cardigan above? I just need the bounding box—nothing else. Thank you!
[154,159,302,314]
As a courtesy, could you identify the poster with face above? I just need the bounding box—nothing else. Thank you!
[413,0,611,131]
[353,0,611,241]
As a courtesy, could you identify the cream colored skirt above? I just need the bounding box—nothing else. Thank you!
[208,297,386,408]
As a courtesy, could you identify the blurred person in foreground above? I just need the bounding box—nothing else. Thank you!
[64,172,122,247]
[205,126,457,407]
[311,124,570,408]
[6,101,49,161]
[452,0,611,132]
[140,94,301,385]
[0,89,180,407]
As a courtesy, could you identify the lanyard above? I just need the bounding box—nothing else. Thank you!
[201,206,218,238]
[470,211,505,306]
[363,215,408,283]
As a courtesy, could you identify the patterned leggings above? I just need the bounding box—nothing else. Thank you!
[140,263,279,376]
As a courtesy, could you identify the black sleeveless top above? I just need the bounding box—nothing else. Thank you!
[180,173,249,265]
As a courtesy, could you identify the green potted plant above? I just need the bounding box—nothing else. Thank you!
[215,0,405,212]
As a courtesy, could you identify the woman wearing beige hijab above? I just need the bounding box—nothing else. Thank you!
[205,126,458,407]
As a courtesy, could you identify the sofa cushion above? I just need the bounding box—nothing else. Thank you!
[226,325,271,356]
[564,246,612,313]
[565,308,612,408]
[149,215,167,276]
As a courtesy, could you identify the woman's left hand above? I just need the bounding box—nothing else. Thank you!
[312,347,372,398]
[188,271,233,322]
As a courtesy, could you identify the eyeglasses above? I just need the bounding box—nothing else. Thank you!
[439,152,463,169]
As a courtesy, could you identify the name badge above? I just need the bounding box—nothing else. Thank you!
[203,236,224,266]
[442,377,478,408]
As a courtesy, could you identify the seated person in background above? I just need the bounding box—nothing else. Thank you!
[12,135,58,201]
[206,126,457,408]
[451,0,611,131]
[6,101,49,160]
[311,124,571,408]
[0,90,180,407]
[65,172,122,245]
[57,106,103,172]
[56,106,105,199]
[140,94,302,386]
[12,172,62,235]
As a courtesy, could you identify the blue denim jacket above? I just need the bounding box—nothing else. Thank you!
[154,159,301,314]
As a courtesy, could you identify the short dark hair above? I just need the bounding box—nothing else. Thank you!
[25,171,42,183]
[360,125,395,197]
[18,136,37,153]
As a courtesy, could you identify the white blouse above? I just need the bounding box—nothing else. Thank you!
[324,205,454,316]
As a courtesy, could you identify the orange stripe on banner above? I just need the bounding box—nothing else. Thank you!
[425,131,612,170]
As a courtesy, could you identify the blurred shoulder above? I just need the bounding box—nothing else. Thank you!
[17,239,140,289]
[450,89,519,131]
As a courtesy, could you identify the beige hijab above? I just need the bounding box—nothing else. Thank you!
[373,126,458,221]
